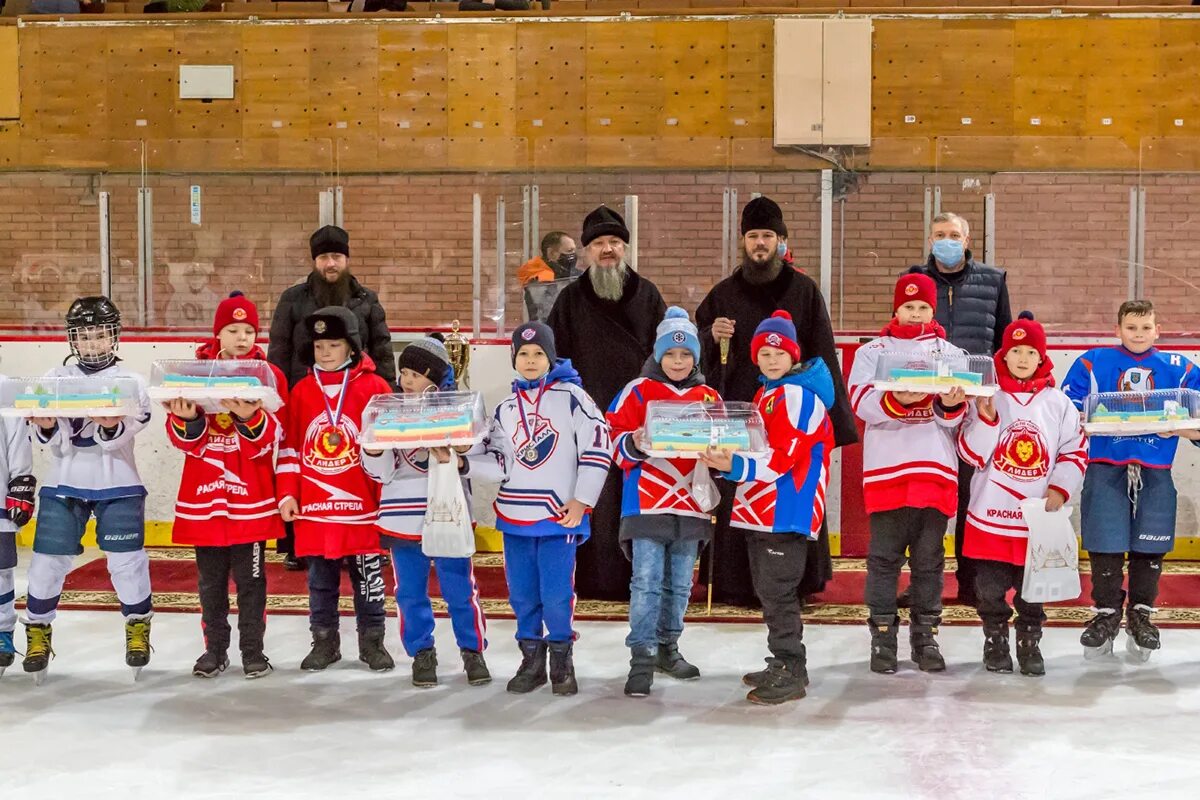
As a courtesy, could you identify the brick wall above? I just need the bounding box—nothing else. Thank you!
[0,170,1184,334]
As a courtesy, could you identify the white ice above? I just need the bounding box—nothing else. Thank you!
[4,556,1200,800]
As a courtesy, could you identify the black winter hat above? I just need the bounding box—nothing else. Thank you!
[511,321,557,367]
[302,306,363,366]
[398,333,453,389]
[740,197,787,237]
[581,205,630,246]
[310,225,351,260]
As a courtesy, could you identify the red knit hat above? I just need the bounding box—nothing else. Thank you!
[894,274,937,312]
[212,291,259,337]
[751,310,802,363]
[999,311,1047,359]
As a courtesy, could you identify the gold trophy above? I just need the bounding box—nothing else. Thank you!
[445,319,471,388]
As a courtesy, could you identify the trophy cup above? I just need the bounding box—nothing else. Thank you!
[445,319,471,388]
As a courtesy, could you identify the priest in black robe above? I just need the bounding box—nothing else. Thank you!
[695,197,858,606]
[547,206,667,600]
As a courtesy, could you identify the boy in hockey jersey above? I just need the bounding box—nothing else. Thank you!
[0,405,35,677]
[362,334,490,689]
[846,274,969,674]
[1063,300,1200,660]
[23,296,155,680]
[958,313,1087,675]
[702,311,835,705]
[278,307,395,673]
[478,321,612,696]
[608,307,717,698]
[165,291,290,679]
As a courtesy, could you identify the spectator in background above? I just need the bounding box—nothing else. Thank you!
[520,231,580,321]
[905,211,1012,606]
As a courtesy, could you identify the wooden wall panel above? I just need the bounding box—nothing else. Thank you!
[514,22,587,167]
[0,27,17,120]
[240,27,312,141]
[173,29,243,141]
[446,24,520,169]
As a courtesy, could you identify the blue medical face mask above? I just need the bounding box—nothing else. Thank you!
[777,242,788,257]
[931,238,965,266]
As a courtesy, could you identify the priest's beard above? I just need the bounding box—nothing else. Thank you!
[588,262,628,301]
[312,269,353,307]
[740,252,783,285]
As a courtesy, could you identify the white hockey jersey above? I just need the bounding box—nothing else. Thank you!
[362,444,484,542]
[34,363,152,501]
[0,373,33,534]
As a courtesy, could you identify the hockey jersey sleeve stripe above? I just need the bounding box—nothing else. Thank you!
[176,497,277,509]
[967,510,1028,532]
[862,460,956,479]
[958,432,988,469]
[176,509,281,522]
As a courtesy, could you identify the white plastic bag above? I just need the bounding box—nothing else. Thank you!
[1019,499,1082,604]
[690,465,721,512]
[422,458,475,559]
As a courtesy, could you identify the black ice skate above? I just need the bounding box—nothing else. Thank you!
[22,622,53,685]
[1080,608,1122,660]
[506,639,548,694]
[655,642,700,681]
[982,622,1013,673]
[411,647,438,688]
[301,627,342,671]
[1125,604,1161,663]
[460,649,491,686]
[868,615,899,674]
[357,627,395,672]
[192,649,229,679]
[548,641,578,696]
[125,616,153,681]
[0,631,14,678]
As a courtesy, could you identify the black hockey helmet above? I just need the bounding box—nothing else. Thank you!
[65,295,122,371]
[66,296,122,330]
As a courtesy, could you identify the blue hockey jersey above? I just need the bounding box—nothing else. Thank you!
[1062,345,1200,468]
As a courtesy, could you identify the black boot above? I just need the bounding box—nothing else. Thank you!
[868,615,899,674]
[745,645,810,688]
[909,614,946,672]
[1125,604,1160,662]
[655,641,700,681]
[506,639,548,694]
[1015,625,1044,676]
[1080,607,1122,659]
[192,649,229,678]
[746,657,806,705]
[548,640,578,696]
[301,627,341,671]
[411,647,438,688]
[982,622,1013,673]
[241,651,273,679]
[624,647,656,697]
[461,649,491,686]
[357,627,395,672]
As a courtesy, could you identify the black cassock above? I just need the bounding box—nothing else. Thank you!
[547,269,667,601]
[695,266,858,606]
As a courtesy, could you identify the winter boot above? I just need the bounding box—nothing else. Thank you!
[1015,626,1045,677]
[192,649,229,678]
[909,614,946,672]
[357,627,395,672]
[868,615,899,674]
[242,651,273,679]
[746,657,806,705]
[548,640,578,696]
[301,627,341,671]
[1125,604,1161,663]
[125,616,153,676]
[1080,608,1122,659]
[22,622,53,683]
[460,648,491,686]
[624,646,656,697]
[411,647,438,688]
[655,641,700,681]
[981,622,1013,673]
[506,639,548,694]
[0,631,14,676]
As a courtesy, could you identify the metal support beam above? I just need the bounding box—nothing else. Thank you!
[923,187,933,259]
[334,186,344,228]
[496,196,507,337]
[136,188,153,327]
[721,188,731,278]
[98,191,112,299]
[819,169,833,313]
[983,192,996,266]
[1127,188,1139,300]
[521,185,531,263]
[318,190,335,227]
[624,194,639,271]
[1135,187,1147,298]
[472,193,482,337]
[531,184,540,258]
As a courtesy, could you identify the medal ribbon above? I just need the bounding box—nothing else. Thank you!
[516,378,549,454]
[318,368,351,435]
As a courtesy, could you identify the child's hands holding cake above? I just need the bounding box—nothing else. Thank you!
[558,499,589,528]
[166,398,200,420]
[220,398,263,421]
[939,386,967,408]
[29,417,57,432]
[699,448,734,473]
[90,415,125,429]
[975,395,997,423]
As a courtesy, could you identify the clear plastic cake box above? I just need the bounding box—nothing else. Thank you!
[641,400,769,459]
[1083,388,1200,435]
[871,350,999,398]
[361,391,487,450]
[0,375,141,418]
[147,360,283,413]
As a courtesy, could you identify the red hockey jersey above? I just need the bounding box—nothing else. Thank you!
[278,354,392,559]
[168,344,291,547]
[607,373,721,520]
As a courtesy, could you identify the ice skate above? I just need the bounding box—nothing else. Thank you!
[982,622,1013,673]
[1080,608,1121,660]
[0,631,14,678]
[125,616,153,681]
[506,639,547,694]
[868,615,899,674]
[23,622,53,685]
[460,649,491,686]
[192,649,229,679]
[1125,604,1160,663]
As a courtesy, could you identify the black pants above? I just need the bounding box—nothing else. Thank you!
[307,554,387,632]
[974,560,1045,631]
[866,508,947,618]
[746,530,807,661]
[276,521,295,559]
[953,460,976,596]
[1089,551,1163,610]
[195,542,268,656]
[574,465,633,602]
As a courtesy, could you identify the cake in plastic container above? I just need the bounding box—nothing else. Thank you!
[1083,388,1200,435]
[147,359,283,412]
[642,400,768,458]
[361,391,487,449]
[871,350,998,397]
[0,375,141,418]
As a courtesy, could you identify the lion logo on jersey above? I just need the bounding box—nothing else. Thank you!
[1120,367,1154,392]
[204,412,239,453]
[302,417,361,475]
[992,419,1049,481]
[512,414,559,469]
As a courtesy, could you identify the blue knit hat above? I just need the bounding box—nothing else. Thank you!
[654,306,701,364]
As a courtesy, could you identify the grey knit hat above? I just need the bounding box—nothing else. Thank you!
[398,333,453,389]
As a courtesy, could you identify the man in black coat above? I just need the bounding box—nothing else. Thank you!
[268,225,396,390]
[906,211,1012,605]
[696,197,858,606]
[547,206,667,600]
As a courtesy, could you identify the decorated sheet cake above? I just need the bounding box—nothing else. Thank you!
[642,400,768,458]
[361,391,486,449]
[1083,388,1200,435]
[0,375,141,418]
[871,351,998,397]
[147,360,283,413]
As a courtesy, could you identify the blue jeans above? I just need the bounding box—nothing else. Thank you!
[625,538,699,651]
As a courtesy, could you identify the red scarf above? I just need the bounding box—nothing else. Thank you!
[195,340,269,363]
[880,319,947,340]
[994,352,1056,394]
